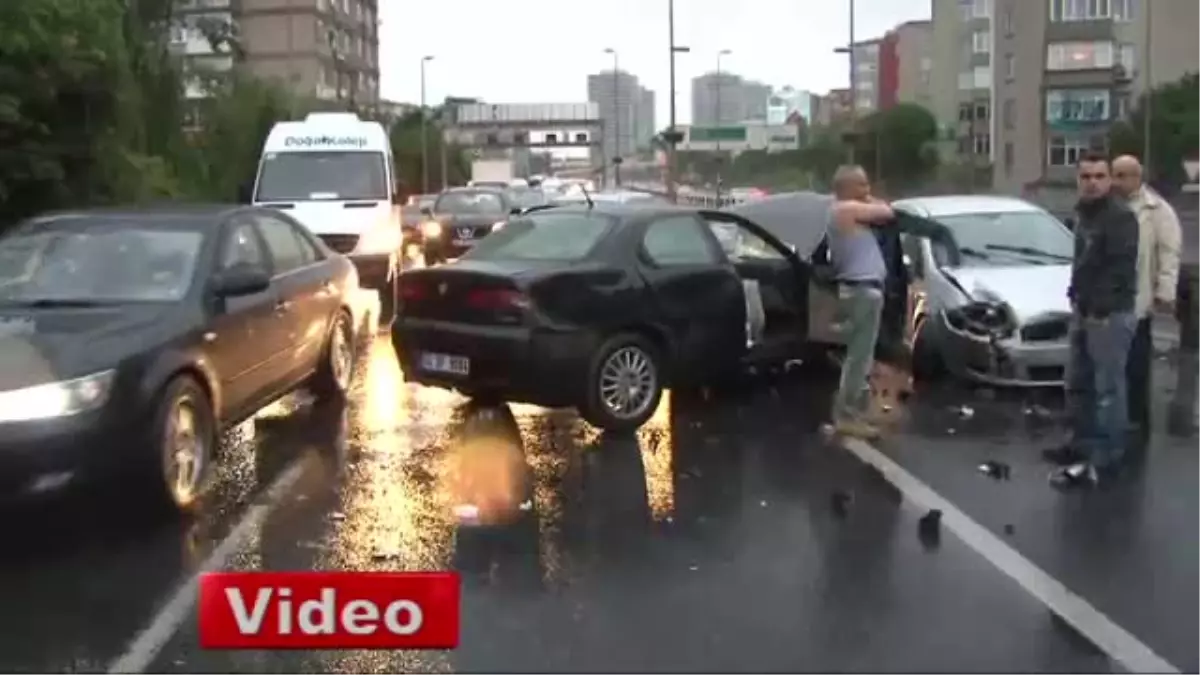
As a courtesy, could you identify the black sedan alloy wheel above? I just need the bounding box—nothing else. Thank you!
[154,376,217,512]
[580,333,664,432]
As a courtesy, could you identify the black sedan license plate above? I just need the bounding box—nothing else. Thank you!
[419,351,469,375]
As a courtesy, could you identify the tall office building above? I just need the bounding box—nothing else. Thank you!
[992,0,1197,200]
[587,69,655,164]
[850,38,884,114]
[929,0,995,165]
[691,72,772,127]
[637,88,657,150]
[170,0,381,106]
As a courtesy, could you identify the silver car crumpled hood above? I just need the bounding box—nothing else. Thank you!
[943,264,1073,326]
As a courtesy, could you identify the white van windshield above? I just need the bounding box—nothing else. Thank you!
[255,151,388,202]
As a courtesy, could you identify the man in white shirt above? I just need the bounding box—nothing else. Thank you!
[1111,155,1183,453]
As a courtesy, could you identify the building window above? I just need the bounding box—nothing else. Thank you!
[958,0,974,22]
[973,65,992,89]
[1117,43,1136,72]
[974,101,990,121]
[974,134,991,156]
[1113,0,1136,21]
[1046,89,1111,124]
[972,30,991,54]
[1002,98,1015,129]
[1050,0,1116,21]
[1004,54,1015,80]
[1003,142,1014,174]
[959,102,974,121]
[1115,93,1131,120]
[972,0,991,19]
[1046,135,1105,166]
[1003,5,1015,33]
[1046,41,1114,70]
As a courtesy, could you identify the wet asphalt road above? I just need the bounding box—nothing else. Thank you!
[1,333,1196,673]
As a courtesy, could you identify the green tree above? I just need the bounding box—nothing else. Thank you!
[1110,72,1198,190]
[853,103,940,190]
[388,109,468,194]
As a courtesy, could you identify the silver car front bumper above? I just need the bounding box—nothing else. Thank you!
[928,312,1069,387]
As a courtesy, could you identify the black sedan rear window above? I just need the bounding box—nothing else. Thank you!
[461,212,615,262]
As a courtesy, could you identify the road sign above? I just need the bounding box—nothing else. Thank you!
[1184,160,1198,182]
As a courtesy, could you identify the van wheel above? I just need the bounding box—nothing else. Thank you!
[311,310,355,403]
[579,333,663,432]
[147,376,216,513]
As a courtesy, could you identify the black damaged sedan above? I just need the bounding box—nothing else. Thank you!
[0,206,367,510]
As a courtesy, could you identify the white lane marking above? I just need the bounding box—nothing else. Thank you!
[106,459,309,674]
[838,437,1181,674]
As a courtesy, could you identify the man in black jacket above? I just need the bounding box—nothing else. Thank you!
[1050,153,1141,488]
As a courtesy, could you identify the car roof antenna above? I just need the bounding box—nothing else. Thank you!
[578,184,595,209]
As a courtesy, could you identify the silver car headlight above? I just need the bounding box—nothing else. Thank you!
[943,302,1015,338]
[0,369,116,423]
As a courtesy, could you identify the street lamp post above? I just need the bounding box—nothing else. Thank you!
[604,48,622,187]
[665,0,690,203]
[714,49,731,202]
[833,0,857,164]
[419,55,434,194]
[1142,0,1153,179]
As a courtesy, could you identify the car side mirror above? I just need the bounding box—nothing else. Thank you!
[510,206,522,215]
[212,264,270,297]
[420,206,433,217]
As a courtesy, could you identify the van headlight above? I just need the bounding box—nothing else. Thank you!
[421,221,442,239]
[356,226,401,254]
[0,370,116,423]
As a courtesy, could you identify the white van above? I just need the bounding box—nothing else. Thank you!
[252,112,402,319]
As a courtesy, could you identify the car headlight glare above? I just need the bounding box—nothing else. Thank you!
[421,221,442,238]
[0,369,116,423]
[355,226,401,254]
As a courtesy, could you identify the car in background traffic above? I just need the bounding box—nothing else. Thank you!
[892,195,1075,386]
[0,206,374,511]
[419,187,521,265]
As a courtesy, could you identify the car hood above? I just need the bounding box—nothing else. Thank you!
[0,305,167,391]
[943,264,1073,324]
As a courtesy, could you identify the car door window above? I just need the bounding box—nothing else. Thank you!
[256,214,317,275]
[221,221,267,270]
[704,219,785,261]
[642,216,720,266]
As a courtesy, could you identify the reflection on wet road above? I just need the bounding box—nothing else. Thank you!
[0,337,1195,673]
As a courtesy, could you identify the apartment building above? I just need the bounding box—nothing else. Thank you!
[171,0,381,106]
[586,69,656,160]
[929,0,995,166]
[893,21,934,108]
[691,72,772,126]
[813,88,853,126]
[849,39,883,113]
[993,0,1198,201]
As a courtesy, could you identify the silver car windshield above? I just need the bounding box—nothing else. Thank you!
[934,211,1074,267]
[0,225,203,304]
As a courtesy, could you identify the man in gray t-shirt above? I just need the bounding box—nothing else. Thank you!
[826,165,895,440]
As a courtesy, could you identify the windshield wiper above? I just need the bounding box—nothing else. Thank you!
[984,244,1072,262]
[959,247,991,260]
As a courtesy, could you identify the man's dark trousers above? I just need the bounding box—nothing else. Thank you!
[1126,315,1153,451]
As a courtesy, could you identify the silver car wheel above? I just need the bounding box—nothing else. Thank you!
[598,346,657,420]
[163,399,206,506]
[330,316,353,391]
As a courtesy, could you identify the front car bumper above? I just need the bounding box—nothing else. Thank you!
[928,311,1069,386]
[0,407,141,499]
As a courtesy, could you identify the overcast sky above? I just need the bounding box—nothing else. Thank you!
[379,0,929,126]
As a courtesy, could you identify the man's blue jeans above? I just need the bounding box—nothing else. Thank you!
[1066,311,1137,468]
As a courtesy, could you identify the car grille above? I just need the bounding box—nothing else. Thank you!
[1020,318,1069,342]
[1027,365,1065,382]
[319,234,360,254]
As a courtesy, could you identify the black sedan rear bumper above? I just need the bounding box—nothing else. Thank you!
[0,410,144,499]
[392,318,596,408]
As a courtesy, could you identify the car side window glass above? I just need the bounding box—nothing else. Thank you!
[221,221,267,270]
[705,219,785,261]
[255,214,313,274]
[643,216,719,266]
[901,234,925,277]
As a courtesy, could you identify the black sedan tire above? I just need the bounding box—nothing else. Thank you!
[147,375,217,513]
[579,333,664,433]
[310,310,356,403]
